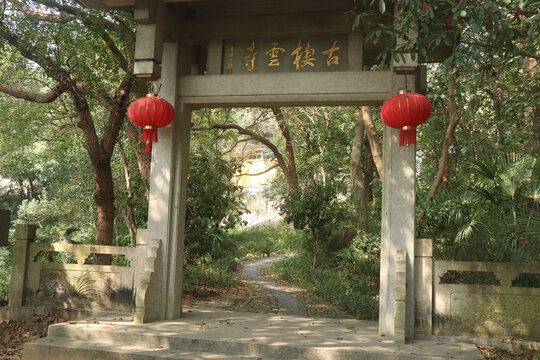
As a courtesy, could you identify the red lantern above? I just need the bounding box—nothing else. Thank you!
[380,90,432,147]
[128,94,175,152]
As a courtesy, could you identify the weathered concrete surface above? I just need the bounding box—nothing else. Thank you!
[0,305,128,322]
[9,224,36,307]
[379,49,418,339]
[24,310,483,360]
[414,238,433,335]
[9,226,148,312]
[242,256,306,317]
[433,260,540,341]
[24,338,279,360]
[394,250,407,344]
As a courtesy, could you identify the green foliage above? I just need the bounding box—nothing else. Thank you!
[280,182,356,267]
[337,232,380,285]
[270,254,379,319]
[421,154,540,262]
[183,223,301,291]
[226,223,302,258]
[185,147,247,261]
[0,247,12,301]
[183,261,236,293]
[352,0,539,65]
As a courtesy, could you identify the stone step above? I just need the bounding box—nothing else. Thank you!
[24,337,278,360]
[35,322,478,360]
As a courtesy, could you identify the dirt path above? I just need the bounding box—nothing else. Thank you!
[242,256,306,317]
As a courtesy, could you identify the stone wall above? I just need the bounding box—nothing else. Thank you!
[414,238,540,341]
[9,225,151,314]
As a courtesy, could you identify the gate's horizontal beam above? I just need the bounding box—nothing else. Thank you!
[179,71,391,107]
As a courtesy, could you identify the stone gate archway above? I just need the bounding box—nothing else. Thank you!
[84,0,424,341]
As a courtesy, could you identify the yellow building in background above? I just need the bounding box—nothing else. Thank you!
[233,146,279,223]
[233,147,276,188]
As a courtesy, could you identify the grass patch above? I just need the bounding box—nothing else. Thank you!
[268,254,379,320]
[0,246,11,303]
[183,223,302,294]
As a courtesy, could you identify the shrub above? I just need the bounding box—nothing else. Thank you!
[279,182,356,267]
[270,255,379,320]
[0,246,12,301]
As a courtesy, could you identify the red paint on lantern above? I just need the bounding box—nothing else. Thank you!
[380,90,432,147]
[128,94,175,152]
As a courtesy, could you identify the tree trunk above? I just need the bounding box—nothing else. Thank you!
[120,205,138,247]
[93,158,115,264]
[271,107,298,188]
[124,122,151,181]
[441,158,450,192]
[417,64,463,223]
[117,139,138,247]
[364,137,374,202]
[523,57,539,155]
[350,111,369,232]
[486,86,506,154]
[361,106,383,179]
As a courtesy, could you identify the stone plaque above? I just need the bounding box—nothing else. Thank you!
[0,209,10,246]
[222,35,348,74]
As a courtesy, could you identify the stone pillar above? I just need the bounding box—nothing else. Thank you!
[9,224,36,307]
[379,52,417,339]
[146,41,191,320]
[415,238,433,335]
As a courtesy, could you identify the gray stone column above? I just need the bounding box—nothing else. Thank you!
[414,238,433,335]
[9,224,36,307]
[146,41,191,320]
[379,69,417,339]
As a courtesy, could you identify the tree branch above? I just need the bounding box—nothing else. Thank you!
[192,122,296,188]
[7,0,75,23]
[0,81,66,103]
[123,121,151,181]
[360,106,383,179]
[0,20,67,77]
[33,0,121,31]
[234,164,279,177]
[417,63,463,223]
[32,0,129,70]
[101,74,132,157]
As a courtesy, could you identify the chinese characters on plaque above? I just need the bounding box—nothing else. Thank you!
[222,36,348,74]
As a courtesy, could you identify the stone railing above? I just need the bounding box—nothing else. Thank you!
[9,224,152,314]
[414,238,540,341]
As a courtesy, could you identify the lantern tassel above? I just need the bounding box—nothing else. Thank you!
[142,126,157,153]
[399,126,417,147]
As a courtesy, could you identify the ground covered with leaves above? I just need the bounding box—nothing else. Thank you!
[477,345,540,360]
[1,264,539,359]
[0,314,57,360]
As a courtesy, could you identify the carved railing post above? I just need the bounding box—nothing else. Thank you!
[394,250,407,344]
[134,238,161,323]
[414,238,433,335]
[9,224,37,307]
